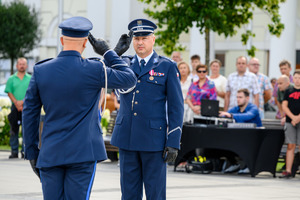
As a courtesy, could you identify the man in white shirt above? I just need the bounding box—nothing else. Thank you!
[224,56,260,111]
[171,51,182,63]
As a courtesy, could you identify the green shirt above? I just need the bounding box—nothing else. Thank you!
[5,72,32,101]
[277,84,293,103]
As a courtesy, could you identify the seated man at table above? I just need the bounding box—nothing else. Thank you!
[219,88,262,174]
[219,88,262,127]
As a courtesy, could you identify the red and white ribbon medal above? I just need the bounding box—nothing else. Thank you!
[149,70,154,80]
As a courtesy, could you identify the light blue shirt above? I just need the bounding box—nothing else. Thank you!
[136,51,154,66]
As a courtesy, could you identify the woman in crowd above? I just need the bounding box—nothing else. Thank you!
[208,59,227,110]
[177,64,217,170]
[186,64,217,118]
[178,61,193,123]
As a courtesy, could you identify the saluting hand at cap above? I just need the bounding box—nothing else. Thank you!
[114,30,133,56]
[88,33,110,56]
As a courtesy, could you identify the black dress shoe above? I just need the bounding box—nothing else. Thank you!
[9,152,18,159]
[21,152,24,159]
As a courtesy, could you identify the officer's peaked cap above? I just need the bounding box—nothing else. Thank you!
[59,16,93,38]
[128,19,157,37]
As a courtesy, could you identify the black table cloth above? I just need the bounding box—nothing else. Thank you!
[175,125,284,177]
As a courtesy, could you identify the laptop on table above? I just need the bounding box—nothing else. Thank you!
[200,99,219,117]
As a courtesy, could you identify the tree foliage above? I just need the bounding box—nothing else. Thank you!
[139,0,285,65]
[0,1,41,74]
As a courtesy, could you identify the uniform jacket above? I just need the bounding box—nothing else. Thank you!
[111,51,184,151]
[23,50,136,168]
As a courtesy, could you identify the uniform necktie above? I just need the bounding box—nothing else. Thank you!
[140,59,145,70]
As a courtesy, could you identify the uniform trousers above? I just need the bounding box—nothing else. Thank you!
[40,161,97,200]
[119,149,166,200]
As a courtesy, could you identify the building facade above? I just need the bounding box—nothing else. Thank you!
[0,0,299,82]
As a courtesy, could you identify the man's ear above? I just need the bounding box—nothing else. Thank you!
[83,38,88,48]
[152,34,156,44]
[60,37,64,46]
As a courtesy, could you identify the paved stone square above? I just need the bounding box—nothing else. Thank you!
[0,151,299,200]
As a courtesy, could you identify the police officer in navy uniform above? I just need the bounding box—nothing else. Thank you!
[22,16,136,200]
[111,19,183,200]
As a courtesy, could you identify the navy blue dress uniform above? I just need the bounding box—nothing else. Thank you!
[111,19,184,200]
[22,16,137,200]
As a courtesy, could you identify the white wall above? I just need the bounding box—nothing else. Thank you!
[269,0,297,78]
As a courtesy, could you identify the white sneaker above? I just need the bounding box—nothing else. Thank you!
[224,164,240,173]
[238,167,250,174]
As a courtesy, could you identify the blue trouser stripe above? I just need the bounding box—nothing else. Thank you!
[86,161,97,200]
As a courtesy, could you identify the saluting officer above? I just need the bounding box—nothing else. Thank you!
[112,19,184,200]
[22,16,136,200]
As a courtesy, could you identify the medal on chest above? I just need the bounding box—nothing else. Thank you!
[149,70,154,80]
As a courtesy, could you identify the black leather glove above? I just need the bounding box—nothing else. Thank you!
[163,147,178,163]
[29,160,40,180]
[114,30,133,56]
[88,33,110,56]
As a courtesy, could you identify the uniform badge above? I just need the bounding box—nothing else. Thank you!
[137,20,142,26]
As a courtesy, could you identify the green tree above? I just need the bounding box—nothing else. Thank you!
[139,0,285,65]
[0,1,41,74]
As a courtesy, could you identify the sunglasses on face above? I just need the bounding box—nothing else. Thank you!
[197,70,207,73]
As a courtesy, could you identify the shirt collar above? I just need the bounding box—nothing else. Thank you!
[136,51,154,65]
[195,78,209,88]
[13,72,30,78]
[238,102,251,113]
[58,50,82,57]
[234,71,248,77]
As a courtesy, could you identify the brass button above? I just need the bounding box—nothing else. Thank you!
[135,101,138,104]
[134,113,137,116]
[136,90,139,93]
[155,81,157,83]
[160,127,162,130]
[137,80,141,83]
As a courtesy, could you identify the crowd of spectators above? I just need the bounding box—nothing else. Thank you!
[175,53,297,123]
[174,52,300,177]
